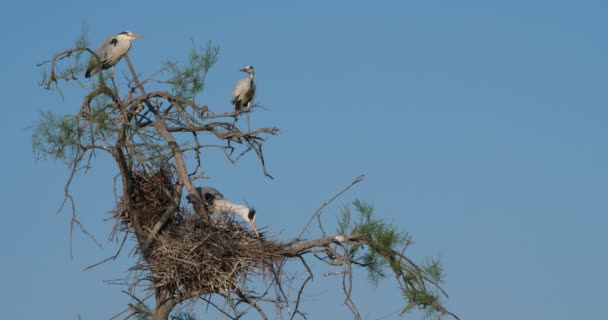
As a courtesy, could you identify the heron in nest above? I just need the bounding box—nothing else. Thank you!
[192,187,259,237]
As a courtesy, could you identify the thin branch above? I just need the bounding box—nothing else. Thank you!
[141,183,183,259]
[235,288,269,320]
[290,256,313,320]
[284,235,365,257]
[296,175,365,240]
[199,296,237,320]
[83,228,129,271]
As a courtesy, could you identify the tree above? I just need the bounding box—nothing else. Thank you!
[34,32,459,320]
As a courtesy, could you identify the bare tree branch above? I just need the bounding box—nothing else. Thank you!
[296,174,365,240]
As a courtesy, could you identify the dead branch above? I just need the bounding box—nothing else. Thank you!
[297,174,365,240]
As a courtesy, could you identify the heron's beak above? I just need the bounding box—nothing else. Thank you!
[130,34,143,39]
[240,68,248,72]
[249,222,259,238]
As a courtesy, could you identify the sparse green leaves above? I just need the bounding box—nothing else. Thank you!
[422,257,445,284]
[32,111,82,162]
[38,29,91,91]
[165,41,219,100]
[337,199,453,319]
[337,204,351,235]
[74,24,89,60]
[338,199,409,282]
[170,311,196,320]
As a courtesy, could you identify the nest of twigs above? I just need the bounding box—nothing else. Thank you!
[143,215,287,295]
[126,169,176,231]
[119,169,288,297]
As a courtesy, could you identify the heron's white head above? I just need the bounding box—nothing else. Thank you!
[232,206,259,238]
[240,65,255,75]
[118,31,143,41]
[246,208,259,238]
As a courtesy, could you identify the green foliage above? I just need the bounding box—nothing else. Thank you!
[337,205,351,236]
[337,199,452,319]
[74,26,93,79]
[338,199,410,284]
[171,311,196,320]
[165,41,219,100]
[422,257,445,284]
[75,24,89,54]
[32,111,82,162]
[40,27,90,93]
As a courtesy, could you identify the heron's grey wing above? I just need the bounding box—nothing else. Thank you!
[101,37,131,68]
[232,78,248,102]
[85,41,108,77]
[198,187,224,200]
[96,35,118,63]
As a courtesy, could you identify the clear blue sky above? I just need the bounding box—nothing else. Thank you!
[1,0,606,319]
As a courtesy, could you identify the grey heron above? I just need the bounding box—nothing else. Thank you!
[193,186,259,237]
[85,31,142,78]
[231,65,256,130]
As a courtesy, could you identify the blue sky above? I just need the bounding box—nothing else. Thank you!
[1,0,607,319]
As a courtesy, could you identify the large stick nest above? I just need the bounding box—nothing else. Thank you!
[127,169,176,231]
[144,216,286,295]
[121,169,288,296]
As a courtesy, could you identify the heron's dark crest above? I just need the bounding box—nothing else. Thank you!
[248,208,256,221]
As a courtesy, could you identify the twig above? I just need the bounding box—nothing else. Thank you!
[83,230,129,271]
[141,183,183,259]
[235,288,269,320]
[290,256,313,320]
[296,175,365,240]
[199,296,237,320]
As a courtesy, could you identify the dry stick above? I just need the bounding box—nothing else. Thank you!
[40,47,98,88]
[123,55,209,222]
[110,292,155,320]
[82,231,129,271]
[235,288,269,320]
[199,296,237,320]
[296,175,365,240]
[285,235,364,257]
[246,138,274,179]
[141,184,183,259]
[289,256,313,320]
[342,246,362,320]
[58,148,102,258]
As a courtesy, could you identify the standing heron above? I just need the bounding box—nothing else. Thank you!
[85,31,142,78]
[192,186,259,237]
[231,65,256,130]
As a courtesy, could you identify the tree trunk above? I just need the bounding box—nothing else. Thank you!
[151,288,175,320]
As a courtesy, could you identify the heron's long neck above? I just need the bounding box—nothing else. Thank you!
[212,199,250,222]
[248,73,255,80]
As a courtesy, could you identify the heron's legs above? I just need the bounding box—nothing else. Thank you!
[110,67,119,92]
[245,103,252,132]
[231,116,238,130]
[231,107,251,132]
[246,112,251,132]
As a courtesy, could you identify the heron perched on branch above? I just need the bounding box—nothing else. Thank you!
[191,187,259,237]
[85,31,142,78]
[231,65,256,130]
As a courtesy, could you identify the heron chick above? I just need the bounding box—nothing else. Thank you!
[85,31,142,78]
